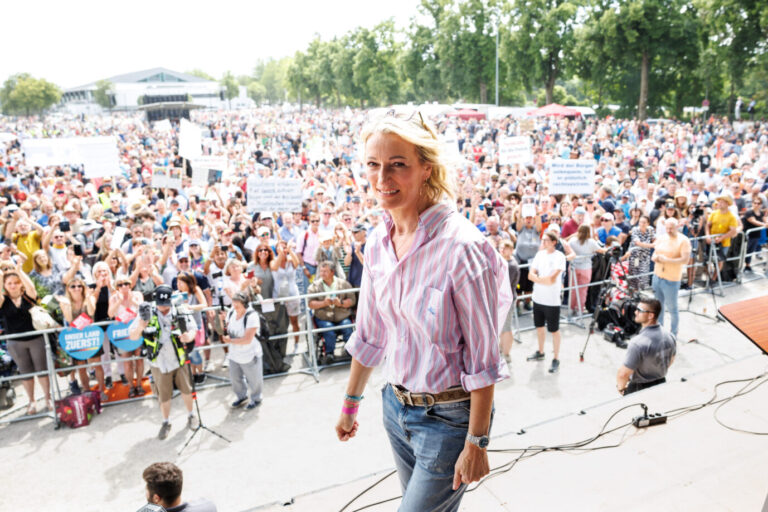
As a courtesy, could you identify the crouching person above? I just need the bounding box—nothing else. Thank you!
[222,292,263,410]
[129,285,198,440]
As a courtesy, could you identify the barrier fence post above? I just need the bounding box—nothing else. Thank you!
[43,331,60,427]
[304,296,320,381]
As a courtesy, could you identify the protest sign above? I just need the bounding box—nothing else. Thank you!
[548,159,595,195]
[78,136,121,178]
[151,167,182,190]
[519,119,535,133]
[110,226,127,250]
[246,177,303,213]
[153,119,172,132]
[440,131,461,161]
[107,322,142,352]
[21,137,120,177]
[190,156,227,187]
[521,203,537,218]
[59,325,104,361]
[178,119,202,159]
[498,136,532,165]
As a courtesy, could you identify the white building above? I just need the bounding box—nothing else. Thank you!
[61,67,226,118]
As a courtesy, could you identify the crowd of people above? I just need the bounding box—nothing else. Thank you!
[0,107,766,422]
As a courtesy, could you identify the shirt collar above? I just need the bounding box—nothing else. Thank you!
[381,202,454,241]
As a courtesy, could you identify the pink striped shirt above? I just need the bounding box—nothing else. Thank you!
[346,203,512,393]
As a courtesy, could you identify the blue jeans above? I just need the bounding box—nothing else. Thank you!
[382,385,490,512]
[652,275,680,336]
[315,317,352,355]
[745,237,762,265]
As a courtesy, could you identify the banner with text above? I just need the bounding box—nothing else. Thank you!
[151,167,182,190]
[21,136,121,178]
[498,136,532,165]
[59,325,104,361]
[548,159,595,195]
[107,322,143,352]
[190,156,227,187]
[246,178,303,213]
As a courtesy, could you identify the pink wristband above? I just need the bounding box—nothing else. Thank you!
[341,406,359,415]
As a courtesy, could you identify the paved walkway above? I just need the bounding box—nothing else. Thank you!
[0,280,765,511]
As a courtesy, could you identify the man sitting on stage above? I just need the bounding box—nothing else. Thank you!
[616,298,676,395]
[308,261,356,364]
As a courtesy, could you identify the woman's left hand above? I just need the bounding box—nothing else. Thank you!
[452,444,490,490]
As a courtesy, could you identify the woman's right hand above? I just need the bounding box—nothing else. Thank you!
[335,412,359,442]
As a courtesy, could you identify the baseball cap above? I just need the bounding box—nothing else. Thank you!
[257,226,270,237]
[601,213,614,221]
[155,285,173,306]
[573,206,586,215]
[351,223,366,233]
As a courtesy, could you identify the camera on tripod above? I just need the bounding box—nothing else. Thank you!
[602,323,627,347]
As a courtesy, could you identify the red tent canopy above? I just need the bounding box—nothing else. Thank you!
[527,103,581,117]
[446,108,486,120]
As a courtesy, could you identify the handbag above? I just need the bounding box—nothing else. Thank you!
[23,296,61,331]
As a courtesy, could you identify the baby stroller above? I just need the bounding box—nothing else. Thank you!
[0,346,17,410]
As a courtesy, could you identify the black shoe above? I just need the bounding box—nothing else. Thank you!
[325,354,335,365]
[524,301,533,311]
[615,339,628,349]
[69,380,82,396]
[135,385,146,396]
[231,397,248,408]
[548,359,560,373]
[527,351,545,361]
[158,422,171,440]
[120,374,129,385]
[245,400,261,410]
[128,386,137,398]
[105,377,113,389]
[193,374,204,385]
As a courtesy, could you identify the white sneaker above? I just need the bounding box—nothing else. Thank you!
[222,356,229,369]
[204,360,213,372]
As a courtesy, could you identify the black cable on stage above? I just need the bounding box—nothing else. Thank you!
[712,376,768,435]
[338,371,768,512]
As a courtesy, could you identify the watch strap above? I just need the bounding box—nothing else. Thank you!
[466,433,489,448]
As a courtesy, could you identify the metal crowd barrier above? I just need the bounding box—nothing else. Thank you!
[0,287,360,426]
[1,228,765,426]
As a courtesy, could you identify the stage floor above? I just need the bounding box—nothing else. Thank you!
[1,281,766,512]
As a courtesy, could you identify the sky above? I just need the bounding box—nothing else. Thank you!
[3,0,421,89]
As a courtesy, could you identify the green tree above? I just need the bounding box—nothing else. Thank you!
[402,0,450,102]
[247,81,267,104]
[435,0,499,103]
[577,0,700,120]
[536,85,579,106]
[253,58,291,104]
[505,0,581,105]
[220,71,239,108]
[92,79,114,109]
[0,73,61,116]
[186,69,215,81]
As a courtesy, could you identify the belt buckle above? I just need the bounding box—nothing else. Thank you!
[423,393,436,407]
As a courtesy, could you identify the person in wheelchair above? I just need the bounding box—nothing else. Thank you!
[308,261,356,364]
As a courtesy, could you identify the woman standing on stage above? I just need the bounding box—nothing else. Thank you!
[336,111,511,512]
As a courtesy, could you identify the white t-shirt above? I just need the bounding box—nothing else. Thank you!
[530,249,566,306]
[225,307,262,364]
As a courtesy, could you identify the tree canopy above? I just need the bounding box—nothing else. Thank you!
[0,74,61,116]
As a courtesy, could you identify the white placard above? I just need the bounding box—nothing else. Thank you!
[440,132,461,160]
[78,136,121,178]
[190,156,227,186]
[548,159,596,195]
[260,299,275,313]
[110,226,127,250]
[153,119,172,132]
[246,177,303,213]
[21,136,120,178]
[178,119,202,159]
[151,167,182,190]
[521,203,537,218]
[498,136,532,165]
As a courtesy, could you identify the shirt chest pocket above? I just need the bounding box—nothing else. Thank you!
[404,285,444,339]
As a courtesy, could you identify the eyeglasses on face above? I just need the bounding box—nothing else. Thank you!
[68,284,83,289]
[636,308,650,313]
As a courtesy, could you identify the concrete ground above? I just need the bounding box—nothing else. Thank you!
[0,278,766,512]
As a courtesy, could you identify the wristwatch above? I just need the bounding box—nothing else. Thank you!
[466,433,489,449]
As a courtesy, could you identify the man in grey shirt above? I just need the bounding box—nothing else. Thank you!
[616,298,676,395]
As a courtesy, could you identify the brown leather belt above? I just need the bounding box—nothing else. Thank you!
[390,384,470,407]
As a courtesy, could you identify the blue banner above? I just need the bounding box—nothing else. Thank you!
[107,322,142,352]
[59,325,104,361]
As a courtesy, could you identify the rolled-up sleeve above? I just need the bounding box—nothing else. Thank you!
[453,246,510,391]
[345,262,387,368]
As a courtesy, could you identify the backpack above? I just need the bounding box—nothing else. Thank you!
[235,309,290,375]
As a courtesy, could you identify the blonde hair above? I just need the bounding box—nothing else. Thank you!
[360,111,456,204]
[32,249,52,272]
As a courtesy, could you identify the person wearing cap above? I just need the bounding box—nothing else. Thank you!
[705,195,740,276]
[314,231,344,279]
[129,285,199,440]
[596,213,622,245]
[223,291,264,409]
[344,224,367,289]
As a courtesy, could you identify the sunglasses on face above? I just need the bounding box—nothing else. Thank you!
[257,249,269,253]
[310,220,320,224]
[117,282,131,288]
[68,284,83,289]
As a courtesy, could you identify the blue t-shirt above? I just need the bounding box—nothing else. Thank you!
[597,225,621,244]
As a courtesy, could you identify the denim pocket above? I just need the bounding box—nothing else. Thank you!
[425,401,470,430]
